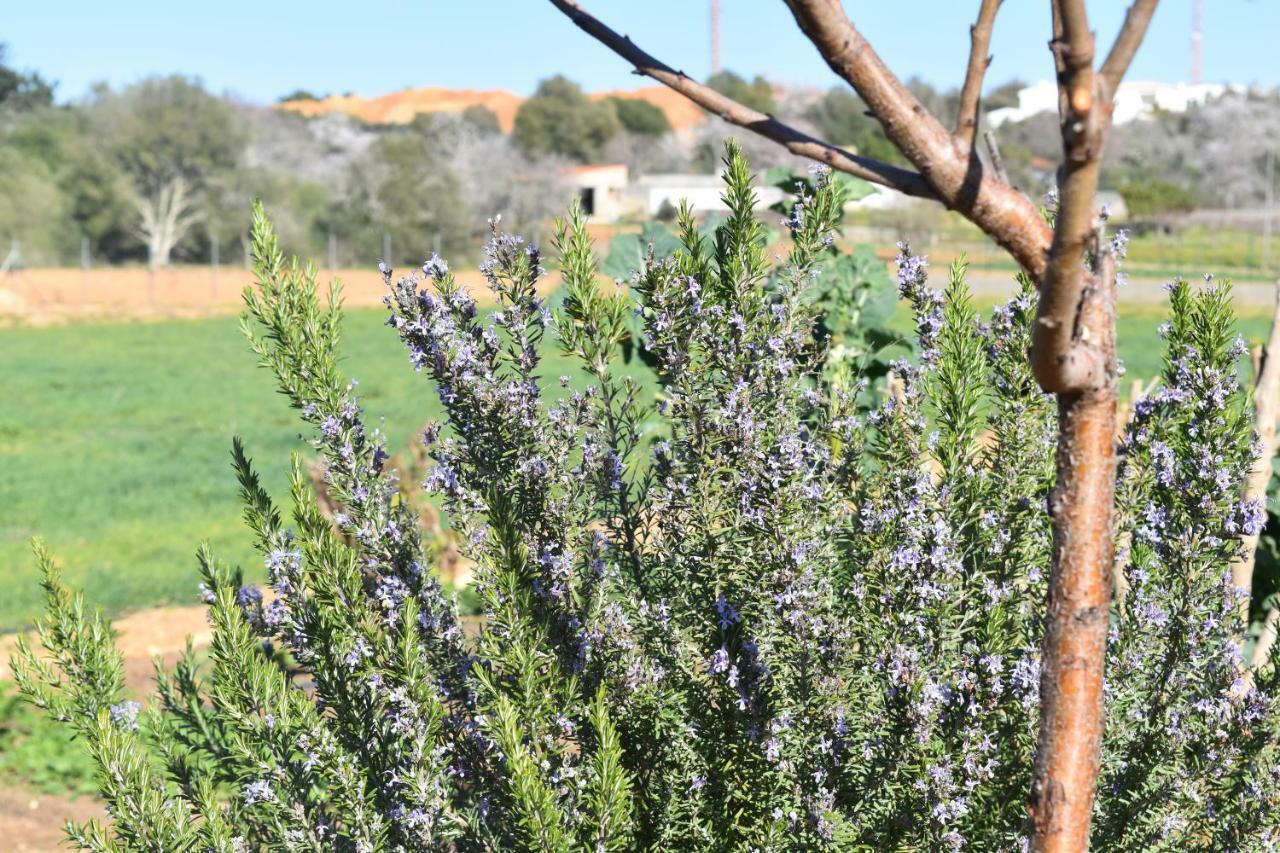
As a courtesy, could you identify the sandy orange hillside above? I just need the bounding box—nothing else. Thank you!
[279,84,708,134]
[281,87,526,130]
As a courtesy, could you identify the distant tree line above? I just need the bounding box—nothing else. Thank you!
[0,52,575,268]
[0,42,1276,268]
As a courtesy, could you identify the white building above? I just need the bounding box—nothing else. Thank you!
[565,164,911,222]
[564,167,794,222]
[630,173,786,217]
[562,164,631,222]
[987,79,1235,128]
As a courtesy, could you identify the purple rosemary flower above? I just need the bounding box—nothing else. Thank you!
[422,253,448,279]
[109,700,141,731]
[244,779,275,805]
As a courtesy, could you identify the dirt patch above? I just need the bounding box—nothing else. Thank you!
[0,263,584,327]
[0,782,107,851]
[0,266,434,326]
[0,603,212,688]
[0,602,216,847]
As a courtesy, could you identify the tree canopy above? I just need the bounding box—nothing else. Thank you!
[607,96,671,135]
[0,43,54,114]
[513,75,621,162]
[707,70,775,114]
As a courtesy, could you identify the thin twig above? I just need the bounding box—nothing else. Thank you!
[955,0,1003,146]
[984,128,1010,185]
[544,0,935,198]
[1049,0,1069,119]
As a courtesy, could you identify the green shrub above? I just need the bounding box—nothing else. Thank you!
[513,76,621,162]
[607,97,671,136]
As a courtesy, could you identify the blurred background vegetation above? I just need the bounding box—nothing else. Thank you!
[0,42,1277,278]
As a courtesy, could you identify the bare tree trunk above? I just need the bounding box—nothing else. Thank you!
[1234,279,1280,618]
[1244,281,1280,677]
[1253,605,1280,672]
[1029,250,1117,851]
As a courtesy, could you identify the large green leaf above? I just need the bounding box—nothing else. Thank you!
[601,223,682,280]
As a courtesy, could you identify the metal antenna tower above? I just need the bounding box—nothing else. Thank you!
[710,0,722,75]
[1191,0,1204,85]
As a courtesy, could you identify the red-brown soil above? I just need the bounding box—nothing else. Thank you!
[0,265,568,326]
[278,84,709,134]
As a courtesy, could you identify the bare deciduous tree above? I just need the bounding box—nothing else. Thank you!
[548,0,1159,848]
[135,175,202,270]
[1244,281,1280,675]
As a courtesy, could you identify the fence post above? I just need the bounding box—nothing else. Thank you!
[383,233,392,267]
[328,232,337,273]
[1264,149,1275,275]
[211,234,220,301]
[80,236,90,304]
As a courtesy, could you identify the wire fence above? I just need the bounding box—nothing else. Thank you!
[846,224,1280,283]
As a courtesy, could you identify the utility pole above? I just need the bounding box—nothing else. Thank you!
[211,234,220,301]
[80,236,90,304]
[710,0,721,76]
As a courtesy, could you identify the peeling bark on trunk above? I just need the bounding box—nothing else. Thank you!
[1028,253,1117,851]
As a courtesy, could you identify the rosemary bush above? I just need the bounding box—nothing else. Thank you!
[12,142,1280,850]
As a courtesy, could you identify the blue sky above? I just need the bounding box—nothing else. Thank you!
[5,1,1276,104]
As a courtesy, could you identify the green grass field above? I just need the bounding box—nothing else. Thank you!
[0,294,1276,633]
[0,307,618,632]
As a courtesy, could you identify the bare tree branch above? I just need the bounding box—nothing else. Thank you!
[1099,0,1160,94]
[545,0,935,198]
[955,0,1003,146]
[1236,279,1280,620]
[778,0,1052,279]
[1030,0,1107,394]
[1049,0,1069,117]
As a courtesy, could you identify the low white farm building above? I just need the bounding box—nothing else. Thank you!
[988,79,1237,128]
[563,164,899,222]
[630,173,786,217]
